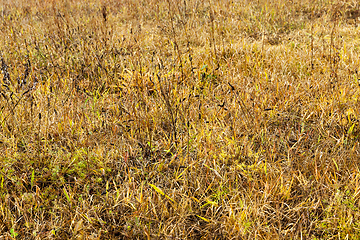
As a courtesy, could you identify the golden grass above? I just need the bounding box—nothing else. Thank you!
[1,0,360,238]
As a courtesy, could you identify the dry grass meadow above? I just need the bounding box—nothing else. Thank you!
[1,0,360,239]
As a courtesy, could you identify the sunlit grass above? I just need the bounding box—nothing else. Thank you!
[1,0,360,238]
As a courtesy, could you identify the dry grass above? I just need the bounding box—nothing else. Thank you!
[1,0,360,239]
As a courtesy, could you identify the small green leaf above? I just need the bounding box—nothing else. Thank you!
[31,170,35,188]
[10,228,18,238]
[201,64,208,71]
[63,187,71,203]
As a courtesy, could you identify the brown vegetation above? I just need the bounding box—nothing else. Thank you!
[1,0,360,239]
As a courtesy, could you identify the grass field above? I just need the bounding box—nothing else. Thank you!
[1,0,360,239]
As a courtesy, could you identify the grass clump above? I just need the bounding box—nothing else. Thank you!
[1,0,360,239]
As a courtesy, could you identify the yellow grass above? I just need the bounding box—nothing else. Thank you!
[1,0,360,238]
